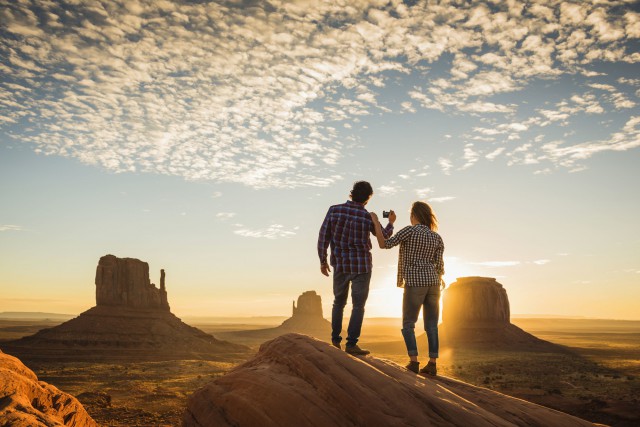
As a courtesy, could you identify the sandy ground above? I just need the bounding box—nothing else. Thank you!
[1,317,638,426]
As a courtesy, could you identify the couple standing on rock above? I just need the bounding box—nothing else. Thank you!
[318,181,445,376]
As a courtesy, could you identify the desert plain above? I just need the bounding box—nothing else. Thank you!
[1,313,638,427]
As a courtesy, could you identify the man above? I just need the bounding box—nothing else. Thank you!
[318,181,395,355]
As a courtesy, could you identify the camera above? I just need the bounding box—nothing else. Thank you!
[383,211,391,218]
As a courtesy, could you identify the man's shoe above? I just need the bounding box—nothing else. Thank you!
[419,361,437,376]
[345,344,370,355]
[405,361,420,373]
[331,340,341,350]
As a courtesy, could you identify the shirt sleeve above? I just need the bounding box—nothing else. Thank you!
[434,236,445,276]
[368,215,394,239]
[317,208,332,264]
[383,226,413,249]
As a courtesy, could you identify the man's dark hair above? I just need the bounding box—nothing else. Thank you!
[350,181,373,203]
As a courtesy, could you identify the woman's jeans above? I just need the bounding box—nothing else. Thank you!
[401,285,440,358]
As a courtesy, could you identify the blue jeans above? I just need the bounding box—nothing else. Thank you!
[331,271,372,348]
[401,285,440,358]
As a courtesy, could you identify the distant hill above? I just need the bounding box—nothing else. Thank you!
[0,312,75,320]
[181,315,288,326]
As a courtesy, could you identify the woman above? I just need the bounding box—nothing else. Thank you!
[371,201,444,375]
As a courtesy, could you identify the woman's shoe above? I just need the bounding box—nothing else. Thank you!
[405,361,420,373]
[419,361,437,376]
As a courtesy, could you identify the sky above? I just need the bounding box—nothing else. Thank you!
[1,0,639,320]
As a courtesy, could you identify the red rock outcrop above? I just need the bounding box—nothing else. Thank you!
[2,255,249,362]
[0,350,97,427]
[440,277,559,350]
[183,334,597,427]
[96,254,169,310]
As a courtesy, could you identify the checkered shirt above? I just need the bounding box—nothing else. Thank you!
[384,224,444,287]
[318,200,394,273]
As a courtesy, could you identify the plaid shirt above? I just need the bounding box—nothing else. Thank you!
[318,200,394,273]
[384,225,444,287]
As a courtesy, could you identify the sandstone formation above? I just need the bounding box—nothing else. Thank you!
[440,277,558,350]
[2,255,248,361]
[95,254,169,310]
[442,276,510,325]
[280,290,331,332]
[0,350,97,427]
[183,334,596,427]
[216,291,332,347]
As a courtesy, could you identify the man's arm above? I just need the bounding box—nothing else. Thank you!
[318,208,332,276]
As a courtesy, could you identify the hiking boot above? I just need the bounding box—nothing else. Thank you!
[345,344,370,355]
[331,340,341,350]
[405,361,420,373]
[419,361,437,376]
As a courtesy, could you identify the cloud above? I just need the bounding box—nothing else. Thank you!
[486,147,506,160]
[532,259,551,265]
[216,212,236,220]
[0,225,24,232]
[415,188,433,199]
[461,143,479,169]
[378,185,401,197]
[542,116,640,165]
[438,158,453,175]
[472,261,521,267]
[0,1,638,187]
[233,224,296,239]
[429,196,456,203]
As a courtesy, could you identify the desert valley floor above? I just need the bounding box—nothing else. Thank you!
[0,316,638,427]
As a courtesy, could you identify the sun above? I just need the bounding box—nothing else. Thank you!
[442,256,473,288]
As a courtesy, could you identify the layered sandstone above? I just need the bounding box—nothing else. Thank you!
[95,254,169,310]
[183,334,596,427]
[3,255,248,361]
[0,350,97,427]
[280,290,331,332]
[440,277,556,350]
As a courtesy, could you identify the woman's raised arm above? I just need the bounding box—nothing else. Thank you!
[369,212,387,249]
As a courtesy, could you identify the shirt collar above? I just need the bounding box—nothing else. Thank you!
[346,200,366,208]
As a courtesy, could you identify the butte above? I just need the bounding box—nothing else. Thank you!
[217,290,332,347]
[439,276,562,351]
[280,290,332,334]
[2,254,248,362]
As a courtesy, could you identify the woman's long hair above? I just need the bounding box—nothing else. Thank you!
[411,201,438,231]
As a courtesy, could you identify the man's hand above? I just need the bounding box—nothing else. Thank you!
[388,210,397,224]
[321,262,331,277]
[369,212,379,223]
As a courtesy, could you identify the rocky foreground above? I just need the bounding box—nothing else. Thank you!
[0,350,96,427]
[184,333,599,427]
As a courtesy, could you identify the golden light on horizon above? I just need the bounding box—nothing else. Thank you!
[442,257,475,287]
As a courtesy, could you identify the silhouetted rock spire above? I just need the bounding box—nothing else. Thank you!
[280,290,330,332]
[291,290,323,318]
